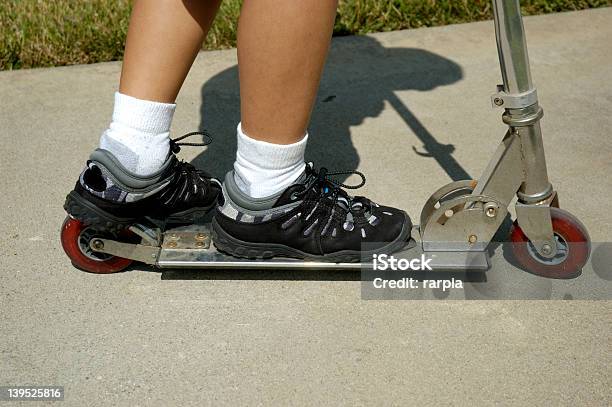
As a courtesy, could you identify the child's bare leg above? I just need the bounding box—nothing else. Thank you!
[120,0,221,103]
[101,0,221,175]
[233,0,338,197]
[238,0,338,144]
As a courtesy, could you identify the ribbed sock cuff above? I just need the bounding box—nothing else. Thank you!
[112,92,176,134]
[235,122,308,170]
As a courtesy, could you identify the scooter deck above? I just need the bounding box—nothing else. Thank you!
[153,225,490,271]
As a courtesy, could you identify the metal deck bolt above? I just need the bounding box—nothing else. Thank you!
[484,202,498,218]
[468,234,478,244]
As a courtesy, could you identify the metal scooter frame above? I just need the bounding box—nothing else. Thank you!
[90,0,559,271]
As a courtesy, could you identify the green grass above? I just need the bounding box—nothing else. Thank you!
[1,0,610,70]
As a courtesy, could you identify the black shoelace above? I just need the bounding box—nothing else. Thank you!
[169,130,214,154]
[162,131,216,205]
[296,165,366,209]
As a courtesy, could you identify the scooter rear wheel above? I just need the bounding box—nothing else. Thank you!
[60,217,133,274]
[509,207,590,279]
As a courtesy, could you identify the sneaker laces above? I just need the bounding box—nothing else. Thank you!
[161,131,217,205]
[296,164,367,212]
[169,130,214,154]
[168,130,216,179]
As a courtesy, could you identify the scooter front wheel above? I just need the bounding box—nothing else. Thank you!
[60,217,133,274]
[509,207,590,279]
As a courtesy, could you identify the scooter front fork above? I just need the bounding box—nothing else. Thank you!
[492,0,557,258]
[419,0,558,258]
[503,104,558,258]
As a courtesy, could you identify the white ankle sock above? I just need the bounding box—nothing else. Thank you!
[233,122,308,198]
[99,92,176,175]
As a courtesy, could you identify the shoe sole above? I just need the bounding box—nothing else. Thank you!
[211,212,413,263]
[64,191,215,233]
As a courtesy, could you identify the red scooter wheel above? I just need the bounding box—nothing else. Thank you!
[60,217,133,274]
[509,207,590,279]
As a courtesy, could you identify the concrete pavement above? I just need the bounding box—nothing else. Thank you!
[1,8,611,406]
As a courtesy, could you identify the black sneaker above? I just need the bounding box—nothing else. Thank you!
[212,164,412,262]
[64,132,221,232]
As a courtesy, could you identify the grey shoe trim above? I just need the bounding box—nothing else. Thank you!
[223,171,283,211]
[89,148,175,190]
[219,186,301,221]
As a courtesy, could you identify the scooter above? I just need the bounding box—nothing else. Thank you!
[60,0,591,279]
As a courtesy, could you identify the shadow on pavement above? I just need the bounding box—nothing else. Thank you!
[159,267,486,282]
[191,35,466,182]
[160,268,362,281]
